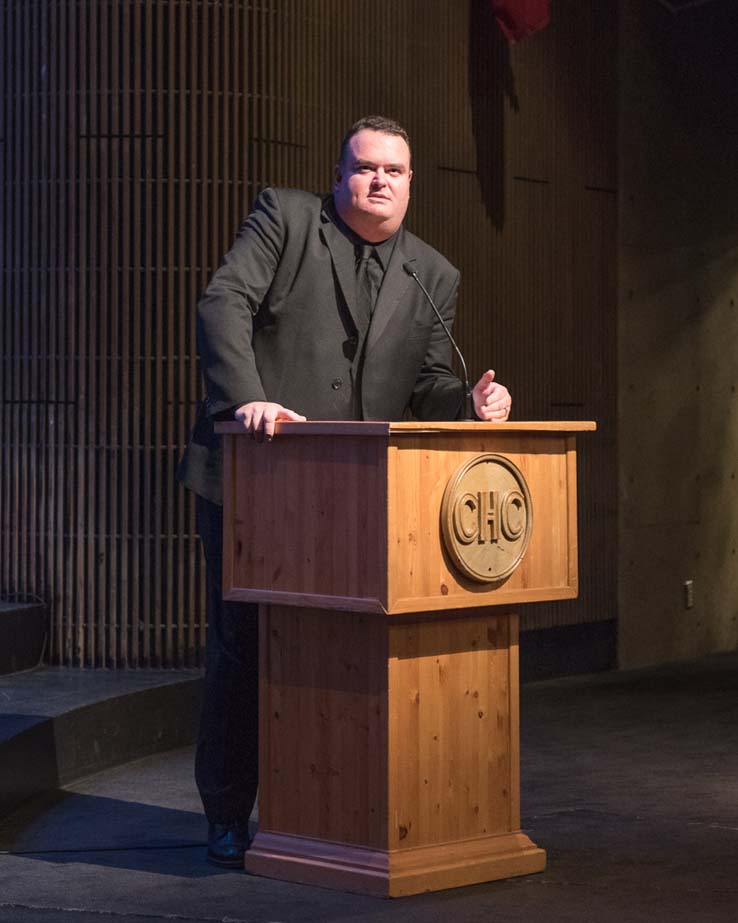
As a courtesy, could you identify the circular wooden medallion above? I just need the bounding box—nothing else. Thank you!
[440,453,533,583]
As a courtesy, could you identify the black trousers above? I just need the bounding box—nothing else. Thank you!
[195,495,259,826]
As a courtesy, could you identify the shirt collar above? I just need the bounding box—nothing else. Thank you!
[326,196,400,272]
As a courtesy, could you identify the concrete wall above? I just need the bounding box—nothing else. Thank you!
[618,0,738,667]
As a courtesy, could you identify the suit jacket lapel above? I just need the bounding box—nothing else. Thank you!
[365,230,415,353]
[319,207,364,333]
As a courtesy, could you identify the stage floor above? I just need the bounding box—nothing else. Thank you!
[1,653,737,922]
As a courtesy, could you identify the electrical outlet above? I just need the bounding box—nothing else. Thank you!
[684,579,694,609]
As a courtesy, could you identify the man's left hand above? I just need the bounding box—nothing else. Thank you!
[472,369,511,421]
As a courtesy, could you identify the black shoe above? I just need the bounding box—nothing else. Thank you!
[207,822,251,869]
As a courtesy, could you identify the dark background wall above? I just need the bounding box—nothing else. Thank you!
[1,0,617,669]
[619,0,738,667]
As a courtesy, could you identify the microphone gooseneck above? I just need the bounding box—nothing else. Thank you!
[402,262,474,421]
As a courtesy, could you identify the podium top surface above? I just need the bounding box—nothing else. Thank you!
[215,420,597,437]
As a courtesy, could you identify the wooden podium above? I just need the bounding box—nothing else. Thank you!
[217,420,594,896]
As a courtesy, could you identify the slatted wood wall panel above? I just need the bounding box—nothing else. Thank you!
[0,0,616,667]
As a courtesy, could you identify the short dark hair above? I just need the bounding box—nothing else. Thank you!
[338,116,411,165]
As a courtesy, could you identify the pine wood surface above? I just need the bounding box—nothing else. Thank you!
[222,426,584,613]
[223,433,389,609]
[386,611,519,847]
[250,603,545,895]
[216,420,597,435]
[385,431,578,612]
[245,829,545,897]
[258,605,389,849]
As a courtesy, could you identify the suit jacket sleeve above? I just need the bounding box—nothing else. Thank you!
[197,187,285,417]
[408,268,465,421]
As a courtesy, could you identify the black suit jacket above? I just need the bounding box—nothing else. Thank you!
[178,188,465,504]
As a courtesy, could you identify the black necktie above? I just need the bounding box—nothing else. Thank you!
[355,244,382,320]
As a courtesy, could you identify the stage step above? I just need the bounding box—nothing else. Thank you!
[0,667,202,819]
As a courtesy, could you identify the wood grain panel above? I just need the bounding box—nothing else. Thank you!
[221,423,587,614]
[386,431,578,612]
[223,432,389,607]
[387,612,517,848]
[1,1,616,666]
[259,604,389,848]
[249,603,544,894]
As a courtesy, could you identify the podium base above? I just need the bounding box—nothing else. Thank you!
[244,830,546,897]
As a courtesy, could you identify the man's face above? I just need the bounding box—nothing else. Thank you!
[333,129,413,242]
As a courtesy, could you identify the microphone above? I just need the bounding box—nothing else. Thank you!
[402,262,474,421]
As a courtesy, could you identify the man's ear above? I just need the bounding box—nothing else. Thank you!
[333,163,342,188]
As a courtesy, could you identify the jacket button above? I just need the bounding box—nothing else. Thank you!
[331,378,343,390]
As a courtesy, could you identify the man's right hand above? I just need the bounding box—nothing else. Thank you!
[234,401,307,441]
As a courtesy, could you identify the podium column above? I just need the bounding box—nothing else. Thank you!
[244,604,544,896]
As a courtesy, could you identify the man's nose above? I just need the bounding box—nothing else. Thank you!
[371,169,387,186]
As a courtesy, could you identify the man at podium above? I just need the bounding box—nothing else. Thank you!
[178,115,512,867]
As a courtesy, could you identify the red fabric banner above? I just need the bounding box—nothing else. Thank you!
[490,0,551,43]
